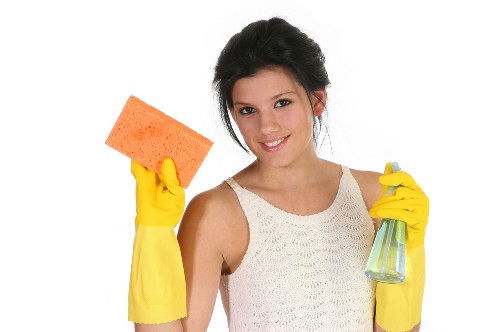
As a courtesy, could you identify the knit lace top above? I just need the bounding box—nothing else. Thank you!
[219,166,376,332]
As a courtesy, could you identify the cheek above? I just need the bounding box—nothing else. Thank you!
[278,108,313,131]
[233,118,256,138]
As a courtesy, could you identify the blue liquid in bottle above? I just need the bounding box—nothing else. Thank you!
[364,162,406,284]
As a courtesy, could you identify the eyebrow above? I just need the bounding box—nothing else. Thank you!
[233,91,296,106]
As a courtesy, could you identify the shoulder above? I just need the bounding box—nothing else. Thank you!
[348,166,382,210]
[177,179,242,251]
[176,181,243,330]
[180,180,239,232]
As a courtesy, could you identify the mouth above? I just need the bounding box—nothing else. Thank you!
[260,135,289,152]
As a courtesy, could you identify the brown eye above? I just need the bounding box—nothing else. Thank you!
[275,99,292,108]
[239,107,255,115]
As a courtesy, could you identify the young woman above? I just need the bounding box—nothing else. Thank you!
[129,17,428,332]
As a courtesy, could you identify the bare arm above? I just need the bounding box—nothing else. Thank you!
[135,321,183,332]
[177,190,227,331]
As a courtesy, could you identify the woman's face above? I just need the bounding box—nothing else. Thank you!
[231,66,325,168]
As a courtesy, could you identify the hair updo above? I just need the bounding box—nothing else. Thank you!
[213,17,330,152]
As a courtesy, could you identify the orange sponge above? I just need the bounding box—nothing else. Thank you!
[106,95,213,188]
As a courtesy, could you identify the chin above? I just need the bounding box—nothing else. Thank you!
[254,153,295,169]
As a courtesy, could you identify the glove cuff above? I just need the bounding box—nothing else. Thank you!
[375,245,425,332]
[128,288,187,324]
[128,225,187,323]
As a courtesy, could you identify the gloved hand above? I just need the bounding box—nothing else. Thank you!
[369,162,429,250]
[128,158,187,324]
[369,162,429,332]
[132,158,185,227]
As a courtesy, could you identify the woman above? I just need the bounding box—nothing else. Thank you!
[129,17,428,332]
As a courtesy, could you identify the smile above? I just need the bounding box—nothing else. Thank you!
[260,135,289,152]
[264,137,285,147]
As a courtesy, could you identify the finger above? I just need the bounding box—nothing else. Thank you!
[157,188,185,221]
[160,158,184,197]
[371,198,427,215]
[383,162,394,175]
[131,160,157,190]
[369,208,423,228]
[131,160,144,178]
[379,171,420,191]
[372,189,424,210]
[370,200,428,226]
[371,197,426,214]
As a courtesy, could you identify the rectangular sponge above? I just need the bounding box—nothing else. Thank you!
[106,95,213,188]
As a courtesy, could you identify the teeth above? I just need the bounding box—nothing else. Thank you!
[264,137,285,147]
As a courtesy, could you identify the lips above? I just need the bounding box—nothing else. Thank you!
[264,137,285,147]
[259,135,289,152]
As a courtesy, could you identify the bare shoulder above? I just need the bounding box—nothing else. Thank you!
[176,181,244,331]
[349,167,383,210]
[178,180,240,243]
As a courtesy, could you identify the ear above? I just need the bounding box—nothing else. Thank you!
[312,88,327,116]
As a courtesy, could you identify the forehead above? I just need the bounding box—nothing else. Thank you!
[232,66,303,102]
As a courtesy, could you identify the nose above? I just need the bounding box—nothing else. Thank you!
[259,110,280,135]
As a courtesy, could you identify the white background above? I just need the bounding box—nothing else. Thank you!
[1,0,499,331]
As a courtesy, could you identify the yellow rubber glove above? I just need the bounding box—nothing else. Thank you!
[370,162,429,250]
[128,158,187,324]
[369,162,429,332]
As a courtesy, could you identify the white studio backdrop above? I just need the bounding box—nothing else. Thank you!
[0,0,499,331]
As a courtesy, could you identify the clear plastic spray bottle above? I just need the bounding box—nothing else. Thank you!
[364,162,406,283]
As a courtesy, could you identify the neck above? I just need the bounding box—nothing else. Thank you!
[245,151,325,191]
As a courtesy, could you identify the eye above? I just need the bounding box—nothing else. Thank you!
[275,99,292,108]
[238,107,256,115]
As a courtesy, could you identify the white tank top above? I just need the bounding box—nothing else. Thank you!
[219,166,376,332]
